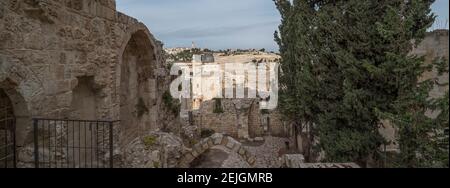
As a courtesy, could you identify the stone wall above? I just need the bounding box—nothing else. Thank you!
[0,0,173,166]
[192,98,289,140]
[178,133,256,168]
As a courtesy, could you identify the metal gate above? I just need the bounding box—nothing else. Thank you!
[33,118,117,168]
[0,89,16,168]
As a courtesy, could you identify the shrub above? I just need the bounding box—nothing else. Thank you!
[142,135,157,149]
[213,98,224,113]
[163,90,180,115]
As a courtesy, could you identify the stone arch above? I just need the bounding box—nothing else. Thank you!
[0,79,32,149]
[178,133,256,168]
[0,59,41,148]
[117,24,160,146]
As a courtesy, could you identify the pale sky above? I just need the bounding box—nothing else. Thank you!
[117,0,449,51]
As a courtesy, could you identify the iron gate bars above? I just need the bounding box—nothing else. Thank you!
[0,89,16,169]
[0,118,15,168]
[33,118,118,168]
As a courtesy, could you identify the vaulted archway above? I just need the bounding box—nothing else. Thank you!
[0,79,32,168]
[119,29,158,146]
[179,134,256,168]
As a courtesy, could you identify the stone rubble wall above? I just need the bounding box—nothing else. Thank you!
[0,0,174,166]
[192,98,290,140]
[178,133,256,168]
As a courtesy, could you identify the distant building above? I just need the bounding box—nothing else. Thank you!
[200,53,215,63]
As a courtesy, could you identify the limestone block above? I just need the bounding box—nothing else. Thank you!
[184,153,194,163]
[202,142,209,150]
[225,141,234,149]
[245,151,253,161]
[207,139,214,147]
[191,150,199,158]
[56,80,71,94]
[55,92,72,107]
[221,136,229,146]
[54,65,65,80]
[194,144,203,154]
[97,5,115,21]
[238,148,246,156]
[24,33,45,50]
[232,143,241,152]
[254,137,264,142]
[248,156,256,166]
[147,79,156,99]
[44,81,57,95]
[211,133,224,145]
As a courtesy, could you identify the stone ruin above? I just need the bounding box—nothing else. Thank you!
[1,0,447,168]
[0,0,176,167]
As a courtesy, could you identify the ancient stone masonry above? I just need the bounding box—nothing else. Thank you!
[178,133,256,168]
[0,0,173,167]
[191,97,290,141]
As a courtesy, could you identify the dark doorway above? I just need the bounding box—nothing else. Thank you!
[0,89,16,168]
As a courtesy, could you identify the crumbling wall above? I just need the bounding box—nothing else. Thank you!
[0,0,171,166]
[192,98,289,140]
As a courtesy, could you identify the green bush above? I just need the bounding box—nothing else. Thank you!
[163,91,180,115]
[213,98,224,113]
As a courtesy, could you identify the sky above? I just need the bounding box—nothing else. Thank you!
[117,0,449,51]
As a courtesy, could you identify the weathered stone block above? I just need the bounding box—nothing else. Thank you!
[220,136,229,146]
[248,156,256,166]
[238,148,246,156]
[194,144,203,154]
[212,134,223,145]
[254,137,264,142]
[232,143,241,152]
[225,139,235,149]
[183,153,194,163]
[56,80,71,94]
[191,150,199,158]
[54,65,65,80]
[207,139,214,147]
[202,143,209,150]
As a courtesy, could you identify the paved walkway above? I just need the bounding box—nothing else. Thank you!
[190,136,291,168]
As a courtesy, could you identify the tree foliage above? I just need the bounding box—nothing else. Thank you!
[274,0,442,165]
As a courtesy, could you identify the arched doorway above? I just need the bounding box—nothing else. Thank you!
[0,89,16,168]
[119,30,156,146]
[0,79,32,168]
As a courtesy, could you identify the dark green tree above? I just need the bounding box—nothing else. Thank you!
[378,57,449,167]
[274,0,437,165]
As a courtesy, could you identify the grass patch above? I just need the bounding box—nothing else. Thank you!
[142,135,157,149]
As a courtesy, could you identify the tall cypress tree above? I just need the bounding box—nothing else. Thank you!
[275,0,438,165]
[378,57,449,168]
